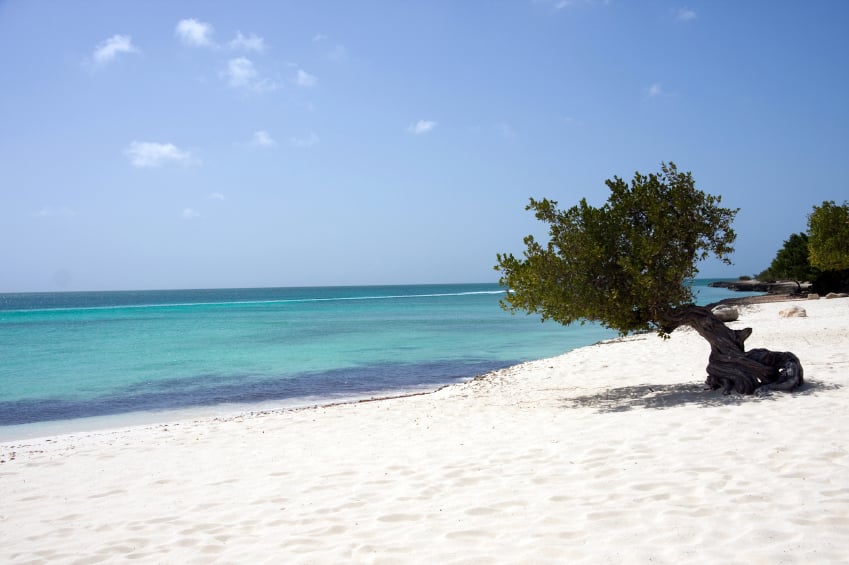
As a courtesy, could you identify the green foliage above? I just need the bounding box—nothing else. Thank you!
[812,268,849,295]
[495,163,737,336]
[757,232,817,282]
[808,200,849,271]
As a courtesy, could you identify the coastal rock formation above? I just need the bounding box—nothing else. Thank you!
[709,279,808,294]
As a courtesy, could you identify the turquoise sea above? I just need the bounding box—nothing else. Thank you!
[0,281,755,439]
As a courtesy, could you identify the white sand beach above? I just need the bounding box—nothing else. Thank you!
[2,298,848,564]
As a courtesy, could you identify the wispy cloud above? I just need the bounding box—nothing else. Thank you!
[208,192,225,200]
[35,207,76,218]
[225,57,256,87]
[223,57,276,92]
[91,35,139,66]
[175,18,215,47]
[229,31,265,52]
[676,8,697,21]
[294,69,317,87]
[290,133,320,148]
[125,141,193,168]
[408,120,437,135]
[313,33,348,62]
[646,83,663,98]
[251,130,275,147]
[182,208,200,220]
[537,0,583,11]
[326,44,348,62]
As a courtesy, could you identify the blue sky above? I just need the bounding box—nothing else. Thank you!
[1,1,847,292]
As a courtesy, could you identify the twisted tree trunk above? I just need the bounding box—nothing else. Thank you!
[662,305,804,395]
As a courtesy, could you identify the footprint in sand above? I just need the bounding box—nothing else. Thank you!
[446,529,489,540]
[465,506,498,516]
[87,489,125,499]
[377,513,420,523]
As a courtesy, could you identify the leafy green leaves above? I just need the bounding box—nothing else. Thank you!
[495,163,738,336]
[758,232,817,283]
[808,200,849,271]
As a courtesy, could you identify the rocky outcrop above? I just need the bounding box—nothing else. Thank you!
[708,279,809,294]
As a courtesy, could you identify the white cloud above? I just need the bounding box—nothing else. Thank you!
[312,33,347,62]
[251,130,275,147]
[676,8,697,21]
[223,57,276,92]
[537,0,581,10]
[182,208,200,220]
[408,120,437,135]
[295,69,317,87]
[537,0,605,11]
[125,141,193,168]
[327,44,348,62]
[175,18,215,47]
[91,35,139,65]
[646,83,663,97]
[289,133,320,148]
[208,192,225,200]
[35,207,76,218]
[229,31,265,52]
[225,57,256,87]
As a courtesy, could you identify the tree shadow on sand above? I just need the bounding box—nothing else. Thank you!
[560,379,841,413]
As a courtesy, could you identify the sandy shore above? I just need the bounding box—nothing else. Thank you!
[2,298,848,563]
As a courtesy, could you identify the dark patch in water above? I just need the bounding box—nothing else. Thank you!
[0,359,517,426]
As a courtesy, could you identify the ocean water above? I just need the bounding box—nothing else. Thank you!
[0,281,755,438]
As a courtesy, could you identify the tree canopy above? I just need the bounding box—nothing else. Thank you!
[495,162,738,336]
[808,200,849,272]
[758,232,818,283]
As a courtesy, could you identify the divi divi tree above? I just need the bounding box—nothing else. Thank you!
[496,162,803,394]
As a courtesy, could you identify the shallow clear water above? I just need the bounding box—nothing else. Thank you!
[0,280,755,434]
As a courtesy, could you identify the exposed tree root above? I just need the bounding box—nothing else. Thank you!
[665,305,804,395]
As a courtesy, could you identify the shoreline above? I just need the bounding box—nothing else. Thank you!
[0,280,756,441]
[0,292,775,443]
[1,294,833,448]
[0,382,466,443]
[3,296,848,562]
